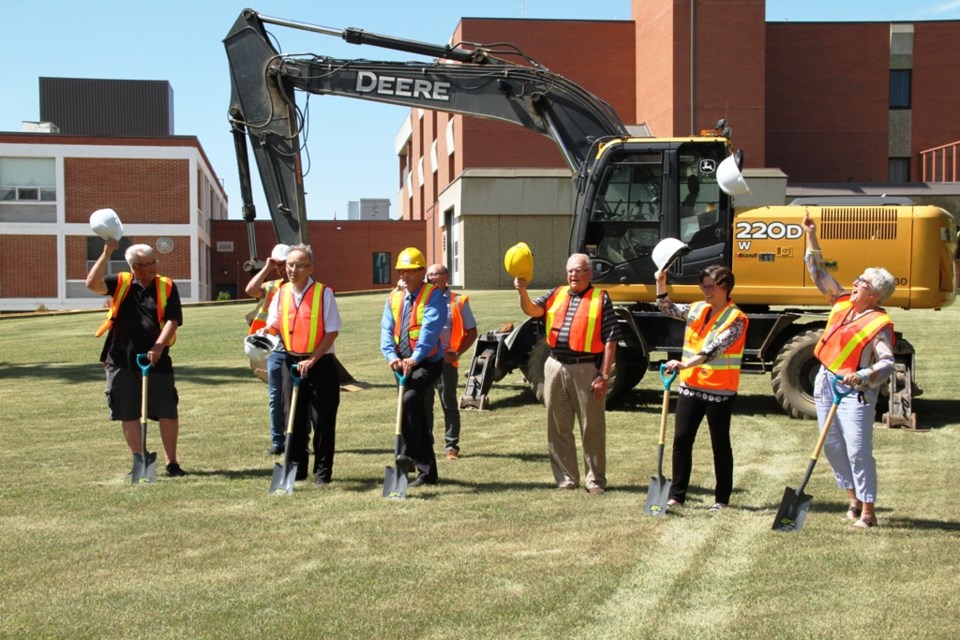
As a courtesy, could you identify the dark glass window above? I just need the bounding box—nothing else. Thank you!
[373,252,391,285]
[890,70,911,109]
[888,157,910,183]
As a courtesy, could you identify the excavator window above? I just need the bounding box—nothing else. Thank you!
[678,146,725,250]
[588,153,663,266]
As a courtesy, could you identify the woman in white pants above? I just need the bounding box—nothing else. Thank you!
[802,210,896,529]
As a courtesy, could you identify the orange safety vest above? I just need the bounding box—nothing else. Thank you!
[680,300,747,392]
[390,283,438,358]
[448,291,469,353]
[544,286,606,354]
[279,281,327,355]
[248,279,282,335]
[814,297,893,375]
[95,272,176,346]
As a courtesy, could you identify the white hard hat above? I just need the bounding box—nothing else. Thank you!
[271,244,290,261]
[717,153,750,196]
[244,333,278,366]
[89,208,124,241]
[652,238,690,274]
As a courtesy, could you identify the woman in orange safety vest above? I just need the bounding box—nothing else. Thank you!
[803,210,896,530]
[656,264,748,513]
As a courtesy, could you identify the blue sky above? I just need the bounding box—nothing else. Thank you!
[3,1,959,222]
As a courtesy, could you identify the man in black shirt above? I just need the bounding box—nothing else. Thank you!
[86,239,186,477]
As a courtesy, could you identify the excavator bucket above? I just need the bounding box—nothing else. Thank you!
[460,338,502,410]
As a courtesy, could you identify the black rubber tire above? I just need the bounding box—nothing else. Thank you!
[608,346,647,401]
[771,329,822,420]
[523,339,551,404]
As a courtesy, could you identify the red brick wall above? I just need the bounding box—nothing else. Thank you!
[64,158,190,224]
[0,133,226,202]
[634,0,766,165]
[765,23,890,182]
[912,22,960,180]
[62,235,191,280]
[0,235,58,296]
[210,219,427,296]
[454,18,636,169]
[633,0,674,136]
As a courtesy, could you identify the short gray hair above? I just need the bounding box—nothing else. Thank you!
[287,243,313,262]
[863,266,896,303]
[124,244,155,268]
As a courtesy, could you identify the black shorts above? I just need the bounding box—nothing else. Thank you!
[104,366,179,421]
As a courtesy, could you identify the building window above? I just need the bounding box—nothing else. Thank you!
[0,157,57,203]
[86,237,132,275]
[888,157,910,183]
[890,70,911,109]
[373,252,391,285]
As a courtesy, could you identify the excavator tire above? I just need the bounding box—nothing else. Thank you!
[771,329,822,420]
[523,339,551,404]
[608,346,647,401]
[524,340,647,405]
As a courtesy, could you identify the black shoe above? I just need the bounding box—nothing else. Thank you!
[313,475,330,487]
[165,463,187,477]
[409,473,438,487]
[268,443,285,456]
[395,454,416,472]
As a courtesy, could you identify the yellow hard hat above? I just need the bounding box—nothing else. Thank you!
[396,247,426,270]
[504,242,534,281]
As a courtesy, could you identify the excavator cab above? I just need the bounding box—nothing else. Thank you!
[574,138,730,289]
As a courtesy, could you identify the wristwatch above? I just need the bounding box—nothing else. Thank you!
[598,372,609,381]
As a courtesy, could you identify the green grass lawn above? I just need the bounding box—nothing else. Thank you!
[2,291,959,639]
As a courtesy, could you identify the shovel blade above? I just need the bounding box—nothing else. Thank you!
[772,486,812,532]
[269,461,298,495]
[643,475,671,517]
[382,466,408,500]
[131,452,157,485]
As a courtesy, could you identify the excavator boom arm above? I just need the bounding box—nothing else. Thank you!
[224,8,627,260]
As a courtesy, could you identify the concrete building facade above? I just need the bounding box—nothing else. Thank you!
[0,132,227,312]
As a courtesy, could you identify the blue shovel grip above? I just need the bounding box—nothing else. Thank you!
[135,353,152,376]
[659,363,679,391]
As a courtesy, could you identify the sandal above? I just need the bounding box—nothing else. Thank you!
[845,505,862,521]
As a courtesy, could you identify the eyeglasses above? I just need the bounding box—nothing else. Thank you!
[853,276,876,293]
[699,282,717,291]
[286,263,311,270]
[133,260,157,268]
[567,267,590,276]
[426,272,447,278]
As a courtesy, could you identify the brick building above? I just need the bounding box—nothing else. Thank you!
[4,2,959,309]
[0,132,227,312]
[397,0,960,287]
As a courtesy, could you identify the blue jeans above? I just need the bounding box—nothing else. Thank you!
[267,349,287,445]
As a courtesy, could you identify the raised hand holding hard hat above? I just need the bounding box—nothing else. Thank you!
[652,238,690,278]
[504,242,534,282]
[89,208,124,241]
[717,150,751,196]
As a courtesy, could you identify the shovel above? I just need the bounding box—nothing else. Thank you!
[382,372,409,499]
[131,354,158,485]
[269,364,301,495]
[772,374,853,532]
[644,363,678,516]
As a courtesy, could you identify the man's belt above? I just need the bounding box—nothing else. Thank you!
[550,353,600,365]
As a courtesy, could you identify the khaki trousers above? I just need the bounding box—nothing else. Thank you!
[543,356,606,489]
